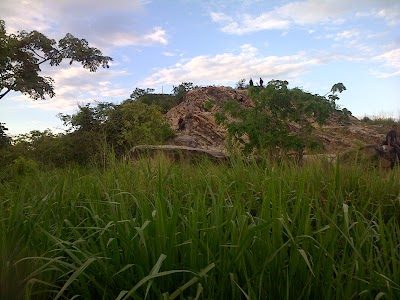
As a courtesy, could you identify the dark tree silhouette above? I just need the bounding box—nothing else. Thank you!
[0,19,112,100]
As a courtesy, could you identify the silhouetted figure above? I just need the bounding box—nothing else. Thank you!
[249,78,253,87]
[178,116,186,130]
[385,124,400,161]
[259,78,264,87]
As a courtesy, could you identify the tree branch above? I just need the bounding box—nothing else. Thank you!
[0,86,14,99]
[37,57,52,65]
[29,47,46,60]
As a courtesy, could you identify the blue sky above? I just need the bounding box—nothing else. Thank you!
[1,0,399,135]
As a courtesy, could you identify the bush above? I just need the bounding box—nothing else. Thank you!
[217,80,339,155]
[203,100,215,111]
[10,156,38,177]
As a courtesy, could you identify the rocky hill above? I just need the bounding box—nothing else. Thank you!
[165,86,388,155]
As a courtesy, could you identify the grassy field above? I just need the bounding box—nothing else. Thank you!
[1,156,399,299]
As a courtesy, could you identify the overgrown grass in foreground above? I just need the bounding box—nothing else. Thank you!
[1,157,400,299]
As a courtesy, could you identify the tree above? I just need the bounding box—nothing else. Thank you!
[324,82,347,107]
[59,101,174,157]
[106,101,174,152]
[0,122,11,148]
[216,80,347,155]
[172,82,195,96]
[235,78,246,89]
[0,19,112,100]
[171,82,199,106]
[129,88,155,100]
[12,129,68,166]
[58,102,116,132]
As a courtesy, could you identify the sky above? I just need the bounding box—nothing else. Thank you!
[1,0,399,135]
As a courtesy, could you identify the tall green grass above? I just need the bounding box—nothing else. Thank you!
[1,156,399,299]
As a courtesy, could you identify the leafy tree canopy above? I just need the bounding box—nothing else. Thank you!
[172,82,195,96]
[216,80,347,155]
[235,78,246,89]
[107,101,174,150]
[0,19,112,100]
[0,122,11,148]
[58,102,116,132]
[129,88,155,100]
[59,100,174,156]
[129,83,199,113]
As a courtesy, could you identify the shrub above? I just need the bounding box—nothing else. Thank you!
[10,156,38,177]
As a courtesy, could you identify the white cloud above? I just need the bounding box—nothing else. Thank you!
[210,11,289,34]
[210,12,233,23]
[376,7,400,26]
[276,0,349,25]
[163,52,175,57]
[372,48,400,78]
[210,0,400,34]
[334,29,360,41]
[14,63,131,111]
[0,0,167,48]
[140,44,334,86]
[97,26,168,47]
[144,27,168,45]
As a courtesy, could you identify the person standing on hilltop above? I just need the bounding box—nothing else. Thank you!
[259,78,264,87]
[249,78,254,87]
[386,124,400,161]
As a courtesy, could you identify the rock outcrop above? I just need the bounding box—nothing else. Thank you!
[165,86,252,152]
[155,86,398,169]
[164,86,390,157]
[316,123,385,154]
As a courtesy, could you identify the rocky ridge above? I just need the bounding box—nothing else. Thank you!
[165,86,389,155]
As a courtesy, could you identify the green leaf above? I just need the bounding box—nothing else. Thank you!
[54,257,96,300]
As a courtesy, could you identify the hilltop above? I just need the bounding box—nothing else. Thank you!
[164,86,387,155]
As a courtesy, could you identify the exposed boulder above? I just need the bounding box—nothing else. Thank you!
[316,124,386,154]
[128,145,227,163]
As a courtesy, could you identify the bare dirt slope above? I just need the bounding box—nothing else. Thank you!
[165,86,388,155]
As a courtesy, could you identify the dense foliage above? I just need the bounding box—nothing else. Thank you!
[56,100,174,163]
[0,100,173,169]
[0,19,112,100]
[105,100,174,151]
[217,80,347,154]
[1,157,399,299]
[0,122,11,148]
[137,93,181,113]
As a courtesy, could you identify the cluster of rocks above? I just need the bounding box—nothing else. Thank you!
[165,86,252,152]
[165,86,388,154]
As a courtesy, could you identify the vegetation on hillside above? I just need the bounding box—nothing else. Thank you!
[216,80,348,155]
[361,115,400,126]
